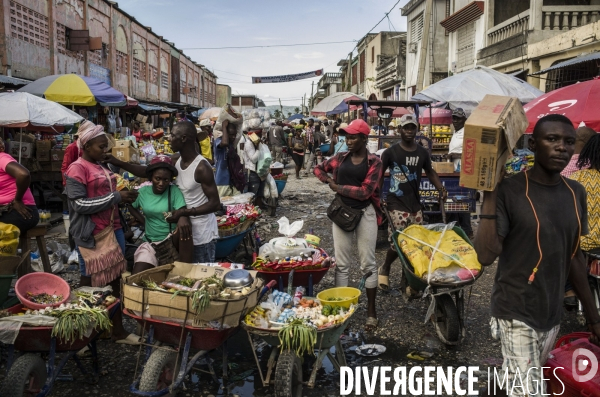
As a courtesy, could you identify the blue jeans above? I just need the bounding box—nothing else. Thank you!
[193,240,216,263]
[77,228,126,276]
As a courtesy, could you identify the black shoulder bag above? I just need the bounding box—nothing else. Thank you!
[326,155,366,232]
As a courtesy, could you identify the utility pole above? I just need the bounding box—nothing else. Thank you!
[416,0,433,92]
[310,81,314,111]
[347,52,352,91]
[279,98,283,118]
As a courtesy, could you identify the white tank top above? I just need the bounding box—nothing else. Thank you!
[175,155,219,246]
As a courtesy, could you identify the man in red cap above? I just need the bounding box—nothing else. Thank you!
[378,114,446,292]
[314,119,383,331]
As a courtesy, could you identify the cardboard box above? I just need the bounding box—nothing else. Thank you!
[432,162,455,174]
[123,263,262,328]
[135,114,148,123]
[112,140,140,163]
[7,141,33,159]
[50,149,65,162]
[36,140,52,162]
[460,95,528,191]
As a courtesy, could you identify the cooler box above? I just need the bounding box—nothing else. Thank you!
[544,337,600,396]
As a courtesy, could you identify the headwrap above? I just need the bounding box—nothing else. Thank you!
[77,120,106,149]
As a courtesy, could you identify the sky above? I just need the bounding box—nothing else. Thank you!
[116,0,409,108]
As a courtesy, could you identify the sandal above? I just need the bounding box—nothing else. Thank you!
[114,333,142,345]
[378,274,389,291]
[365,317,378,331]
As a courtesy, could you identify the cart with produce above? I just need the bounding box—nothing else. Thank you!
[122,263,266,396]
[242,273,370,397]
[216,197,261,259]
[385,205,483,345]
[0,276,119,397]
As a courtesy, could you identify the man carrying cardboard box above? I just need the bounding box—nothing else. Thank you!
[475,114,600,396]
[377,114,447,291]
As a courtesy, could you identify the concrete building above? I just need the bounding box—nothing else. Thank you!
[216,84,232,108]
[310,72,342,108]
[231,95,265,112]
[401,0,450,99]
[0,0,217,107]
[375,32,407,100]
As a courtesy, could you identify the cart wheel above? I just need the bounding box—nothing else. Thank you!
[0,353,47,397]
[138,349,180,396]
[433,294,460,344]
[274,351,302,397]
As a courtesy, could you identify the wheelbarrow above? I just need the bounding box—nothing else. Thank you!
[383,203,482,345]
[0,300,120,396]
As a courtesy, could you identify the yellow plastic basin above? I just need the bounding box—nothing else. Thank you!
[317,287,361,309]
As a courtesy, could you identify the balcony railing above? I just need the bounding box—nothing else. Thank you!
[487,10,530,45]
[542,6,600,31]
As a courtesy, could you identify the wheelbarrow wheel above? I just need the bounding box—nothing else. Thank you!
[139,349,180,396]
[274,351,302,397]
[433,294,460,344]
[1,353,47,397]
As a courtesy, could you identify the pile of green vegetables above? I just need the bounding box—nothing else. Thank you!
[278,318,317,356]
[50,303,111,343]
[321,305,343,316]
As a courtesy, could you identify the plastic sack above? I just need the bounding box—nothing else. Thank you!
[0,222,20,256]
[278,217,303,237]
[397,223,481,280]
[107,111,117,134]
[256,143,272,179]
[263,174,278,199]
[214,104,243,142]
[140,143,157,162]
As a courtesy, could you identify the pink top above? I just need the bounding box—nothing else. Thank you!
[561,154,589,178]
[66,158,122,235]
[0,152,35,206]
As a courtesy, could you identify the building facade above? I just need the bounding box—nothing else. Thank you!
[231,95,264,112]
[0,0,217,107]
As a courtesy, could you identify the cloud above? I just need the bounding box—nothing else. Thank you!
[253,37,278,41]
[294,52,324,59]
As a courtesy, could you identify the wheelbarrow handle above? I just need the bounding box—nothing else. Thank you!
[381,202,395,229]
[358,271,373,291]
[440,195,447,224]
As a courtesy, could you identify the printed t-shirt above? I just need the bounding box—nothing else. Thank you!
[0,152,35,205]
[493,172,588,331]
[380,144,432,213]
[132,185,186,243]
[66,158,122,235]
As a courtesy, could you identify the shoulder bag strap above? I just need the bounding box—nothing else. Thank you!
[168,184,173,233]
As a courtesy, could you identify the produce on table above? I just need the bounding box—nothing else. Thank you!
[251,249,332,272]
[217,204,261,232]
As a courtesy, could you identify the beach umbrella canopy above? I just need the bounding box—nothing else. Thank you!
[0,92,83,129]
[311,92,366,116]
[18,74,126,107]
[412,66,543,113]
[524,77,600,133]
[286,113,305,121]
[199,107,222,121]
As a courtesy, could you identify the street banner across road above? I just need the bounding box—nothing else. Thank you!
[252,69,323,84]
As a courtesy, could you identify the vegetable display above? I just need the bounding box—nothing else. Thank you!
[251,249,332,272]
[26,292,63,305]
[278,318,317,356]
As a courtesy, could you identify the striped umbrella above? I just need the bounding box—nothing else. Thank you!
[17,74,126,107]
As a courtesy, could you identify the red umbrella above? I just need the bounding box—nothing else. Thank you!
[523,77,600,133]
[418,107,452,125]
[365,107,411,118]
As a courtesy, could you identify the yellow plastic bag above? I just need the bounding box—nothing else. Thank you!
[397,224,481,279]
[0,222,20,256]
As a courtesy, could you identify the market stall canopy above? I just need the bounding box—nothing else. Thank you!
[286,113,305,121]
[418,107,452,125]
[523,77,600,133]
[310,92,366,116]
[412,66,543,113]
[17,74,126,107]
[0,92,83,129]
[199,107,222,121]
[529,52,600,76]
[367,107,410,118]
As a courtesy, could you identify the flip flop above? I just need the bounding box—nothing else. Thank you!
[378,274,389,291]
[365,317,378,331]
[115,333,142,345]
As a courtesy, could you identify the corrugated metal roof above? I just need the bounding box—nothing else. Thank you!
[530,52,600,76]
[440,1,484,32]
[0,75,31,86]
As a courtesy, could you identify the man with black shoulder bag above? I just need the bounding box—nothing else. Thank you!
[377,114,446,292]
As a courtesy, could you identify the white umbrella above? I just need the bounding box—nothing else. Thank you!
[0,92,84,162]
[311,92,366,116]
[412,66,544,114]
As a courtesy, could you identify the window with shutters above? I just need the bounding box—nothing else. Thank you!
[410,13,424,43]
[456,22,475,70]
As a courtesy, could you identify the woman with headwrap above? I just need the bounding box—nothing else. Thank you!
[65,121,140,344]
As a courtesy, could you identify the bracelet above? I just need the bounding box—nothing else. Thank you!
[479,214,498,219]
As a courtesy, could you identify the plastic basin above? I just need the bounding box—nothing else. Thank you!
[317,287,361,309]
[319,144,331,154]
[275,180,286,195]
[15,272,71,310]
[215,230,249,259]
[0,274,14,306]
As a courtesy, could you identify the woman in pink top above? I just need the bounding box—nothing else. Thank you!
[0,137,39,234]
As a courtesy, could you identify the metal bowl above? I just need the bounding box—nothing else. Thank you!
[222,269,254,290]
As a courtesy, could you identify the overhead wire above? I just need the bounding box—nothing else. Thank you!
[180,40,356,50]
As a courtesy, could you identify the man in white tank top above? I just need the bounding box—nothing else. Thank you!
[104,121,220,263]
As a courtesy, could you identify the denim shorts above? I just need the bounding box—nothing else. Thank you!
[77,228,126,276]
[193,239,216,263]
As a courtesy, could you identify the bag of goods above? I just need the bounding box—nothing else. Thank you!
[242,108,271,133]
[258,217,312,258]
[256,143,272,179]
[213,104,243,140]
[397,224,481,283]
[263,174,278,199]
[0,222,20,256]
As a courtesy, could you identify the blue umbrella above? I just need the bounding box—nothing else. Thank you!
[286,113,305,121]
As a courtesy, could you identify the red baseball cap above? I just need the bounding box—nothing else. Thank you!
[342,119,371,135]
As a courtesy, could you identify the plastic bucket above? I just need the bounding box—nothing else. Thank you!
[275,180,287,195]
